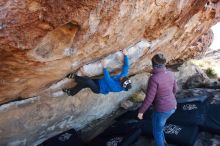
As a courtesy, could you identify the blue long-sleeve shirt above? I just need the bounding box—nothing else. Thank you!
[98,55,129,94]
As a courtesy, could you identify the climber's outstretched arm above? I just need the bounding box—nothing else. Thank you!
[119,49,129,77]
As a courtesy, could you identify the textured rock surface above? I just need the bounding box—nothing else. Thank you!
[173,62,209,90]
[0,61,211,146]
[0,73,148,146]
[192,49,220,78]
[168,30,214,65]
[1,0,220,103]
[1,0,220,145]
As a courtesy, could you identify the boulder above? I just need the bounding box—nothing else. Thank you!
[1,0,220,145]
[1,0,220,103]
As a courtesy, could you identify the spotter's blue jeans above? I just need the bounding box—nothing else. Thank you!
[152,109,176,146]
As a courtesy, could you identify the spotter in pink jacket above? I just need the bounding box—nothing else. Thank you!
[139,67,177,113]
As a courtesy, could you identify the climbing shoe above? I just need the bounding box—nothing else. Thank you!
[62,88,72,96]
[66,72,76,79]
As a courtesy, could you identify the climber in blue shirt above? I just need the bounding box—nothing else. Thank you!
[63,49,132,96]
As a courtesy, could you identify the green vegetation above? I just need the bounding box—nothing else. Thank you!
[205,67,217,78]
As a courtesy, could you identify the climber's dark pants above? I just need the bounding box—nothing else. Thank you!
[68,75,100,96]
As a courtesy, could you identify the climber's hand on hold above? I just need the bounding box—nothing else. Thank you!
[122,49,128,55]
[102,60,107,68]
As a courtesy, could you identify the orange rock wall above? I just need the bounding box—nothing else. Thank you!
[1,1,220,145]
[0,0,219,103]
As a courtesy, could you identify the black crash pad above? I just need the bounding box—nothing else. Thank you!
[86,122,141,146]
[164,123,199,146]
[43,129,84,146]
[119,119,199,146]
[168,101,206,126]
[176,95,207,103]
[200,104,220,135]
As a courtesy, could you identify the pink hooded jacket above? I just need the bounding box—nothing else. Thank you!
[139,67,177,113]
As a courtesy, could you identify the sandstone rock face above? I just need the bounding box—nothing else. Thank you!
[1,0,220,103]
[0,73,148,146]
[168,29,214,65]
[0,0,220,145]
[173,62,209,90]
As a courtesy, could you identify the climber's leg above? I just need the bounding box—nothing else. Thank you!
[74,76,100,93]
[63,78,99,96]
[87,79,100,93]
[74,75,91,83]
[63,84,85,96]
